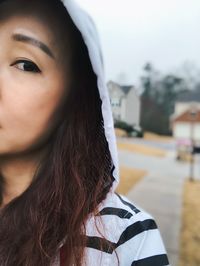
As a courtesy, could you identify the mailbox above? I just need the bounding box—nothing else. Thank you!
[192,146,200,154]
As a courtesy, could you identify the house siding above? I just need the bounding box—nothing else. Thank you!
[125,88,140,126]
[172,108,200,143]
[173,122,200,141]
[107,81,140,126]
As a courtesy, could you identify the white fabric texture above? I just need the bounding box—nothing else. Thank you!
[58,0,170,265]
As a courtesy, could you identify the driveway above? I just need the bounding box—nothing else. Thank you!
[118,139,191,266]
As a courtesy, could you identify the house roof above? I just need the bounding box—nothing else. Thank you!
[107,81,134,95]
[120,85,133,95]
[172,108,200,123]
[177,90,200,102]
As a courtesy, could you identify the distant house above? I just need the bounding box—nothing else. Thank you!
[171,90,200,147]
[107,80,140,127]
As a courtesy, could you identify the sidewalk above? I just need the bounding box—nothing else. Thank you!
[119,150,189,266]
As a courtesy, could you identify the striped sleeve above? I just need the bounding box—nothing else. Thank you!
[83,193,170,266]
[111,195,170,266]
[120,218,170,266]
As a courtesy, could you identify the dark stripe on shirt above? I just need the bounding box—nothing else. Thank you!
[86,219,157,253]
[96,207,133,219]
[115,193,141,214]
[116,219,157,248]
[131,254,169,266]
[86,236,115,254]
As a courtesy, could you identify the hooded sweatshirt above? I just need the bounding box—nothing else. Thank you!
[49,1,171,265]
[0,0,169,264]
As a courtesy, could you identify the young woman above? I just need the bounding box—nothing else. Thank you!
[0,0,170,265]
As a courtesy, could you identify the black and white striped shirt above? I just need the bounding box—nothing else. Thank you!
[54,192,170,266]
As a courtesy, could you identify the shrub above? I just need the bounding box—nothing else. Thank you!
[114,120,134,134]
[114,120,143,138]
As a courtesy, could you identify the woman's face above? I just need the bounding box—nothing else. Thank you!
[0,14,70,155]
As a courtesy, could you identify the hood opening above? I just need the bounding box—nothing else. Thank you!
[61,0,120,191]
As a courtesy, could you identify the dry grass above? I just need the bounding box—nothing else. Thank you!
[115,128,127,137]
[177,151,194,163]
[179,180,200,266]
[117,142,166,157]
[116,166,147,195]
[114,129,173,142]
[144,132,173,142]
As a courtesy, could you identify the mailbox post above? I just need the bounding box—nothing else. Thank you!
[189,108,197,181]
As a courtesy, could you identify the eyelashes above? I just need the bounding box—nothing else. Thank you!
[10,59,41,73]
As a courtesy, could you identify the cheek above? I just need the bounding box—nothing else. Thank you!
[1,73,67,149]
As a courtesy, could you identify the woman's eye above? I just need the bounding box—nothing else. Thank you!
[11,60,41,73]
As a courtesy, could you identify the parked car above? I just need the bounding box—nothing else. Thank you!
[130,125,143,138]
[114,120,143,138]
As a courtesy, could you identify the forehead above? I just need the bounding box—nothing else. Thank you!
[0,0,55,36]
[0,0,65,39]
[0,1,72,59]
[0,15,54,44]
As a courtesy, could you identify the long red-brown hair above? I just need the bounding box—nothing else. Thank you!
[0,0,114,265]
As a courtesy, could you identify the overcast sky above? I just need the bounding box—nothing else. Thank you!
[76,0,200,87]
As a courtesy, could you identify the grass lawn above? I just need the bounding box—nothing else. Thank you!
[115,129,173,143]
[117,142,166,157]
[144,132,173,142]
[115,128,127,137]
[179,180,200,266]
[115,129,171,157]
[116,166,147,195]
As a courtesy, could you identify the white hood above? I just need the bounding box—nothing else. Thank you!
[62,0,120,190]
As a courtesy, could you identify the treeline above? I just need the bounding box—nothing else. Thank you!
[140,62,200,135]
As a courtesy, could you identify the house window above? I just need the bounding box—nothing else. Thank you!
[111,98,120,107]
[188,109,197,121]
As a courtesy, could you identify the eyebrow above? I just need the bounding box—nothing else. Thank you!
[12,33,55,59]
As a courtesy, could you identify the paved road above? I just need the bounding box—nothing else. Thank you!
[118,146,192,266]
[118,136,176,151]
